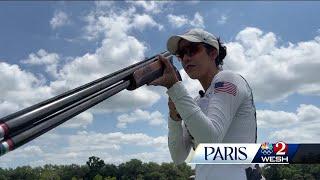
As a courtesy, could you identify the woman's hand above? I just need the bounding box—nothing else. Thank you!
[168,98,182,121]
[148,55,179,89]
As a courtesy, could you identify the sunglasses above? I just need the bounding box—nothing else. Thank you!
[176,42,203,60]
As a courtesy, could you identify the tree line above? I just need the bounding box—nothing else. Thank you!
[0,156,319,180]
[262,164,320,180]
[0,156,193,180]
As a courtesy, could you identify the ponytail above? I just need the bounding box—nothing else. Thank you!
[203,37,227,68]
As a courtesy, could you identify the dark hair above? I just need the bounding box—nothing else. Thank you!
[202,37,227,68]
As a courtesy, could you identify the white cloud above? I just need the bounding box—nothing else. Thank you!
[52,33,160,112]
[257,104,320,143]
[1,6,164,120]
[0,62,52,117]
[132,14,163,31]
[257,110,298,128]
[86,8,135,40]
[167,14,188,28]
[224,27,320,102]
[66,131,170,164]
[167,12,205,28]
[116,151,170,165]
[218,15,227,25]
[0,146,44,163]
[69,131,167,148]
[190,12,204,28]
[0,131,170,167]
[49,7,162,112]
[50,11,70,29]
[84,7,163,40]
[117,109,165,128]
[21,49,60,78]
[62,111,94,129]
[92,87,161,113]
[20,146,44,157]
[22,49,59,65]
[128,1,169,14]
[0,101,20,118]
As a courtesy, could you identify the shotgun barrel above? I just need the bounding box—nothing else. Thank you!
[0,51,176,156]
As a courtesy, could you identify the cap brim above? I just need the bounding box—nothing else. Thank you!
[167,35,202,54]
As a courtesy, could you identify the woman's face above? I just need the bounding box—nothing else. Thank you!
[177,39,217,80]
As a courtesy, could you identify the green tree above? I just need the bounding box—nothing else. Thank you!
[292,173,303,180]
[0,157,196,180]
[93,174,103,180]
[262,164,280,180]
[100,164,118,178]
[40,167,61,180]
[118,159,144,180]
[304,173,315,180]
[144,171,166,180]
[262,164,320,180]
[144,162,160,172]
[310,164,320,179]
[159,162,181,180]
[7,166,38,180]
[87,156,105,171]
[86,156,105,179]
[280,165,298,179]
[105,177,116,180]
[177,163,193,179]
[56,164,89,180]
[143,162,163,180]
[0,167,8,180]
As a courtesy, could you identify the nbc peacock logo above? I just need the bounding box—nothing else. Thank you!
[260,142,273,155]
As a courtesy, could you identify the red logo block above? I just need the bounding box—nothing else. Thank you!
[273,141,288,155]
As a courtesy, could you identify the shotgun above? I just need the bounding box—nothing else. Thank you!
[0,51,181,156]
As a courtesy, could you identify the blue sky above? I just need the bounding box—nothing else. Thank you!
[0,1,320,168]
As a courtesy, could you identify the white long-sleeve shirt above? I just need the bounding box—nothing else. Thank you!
[167,70,257,180]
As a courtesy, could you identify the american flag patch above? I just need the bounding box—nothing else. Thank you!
[214,81,237,96]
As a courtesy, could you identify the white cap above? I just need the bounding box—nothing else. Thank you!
[167,28,219,55]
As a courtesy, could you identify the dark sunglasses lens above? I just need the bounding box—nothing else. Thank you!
[189,44,200,56]
[176,43,201,60]
[176,49,185,60]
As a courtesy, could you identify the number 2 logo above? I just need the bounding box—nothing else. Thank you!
[274,141,288,155]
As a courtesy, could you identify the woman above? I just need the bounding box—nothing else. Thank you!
[149,28,258,180]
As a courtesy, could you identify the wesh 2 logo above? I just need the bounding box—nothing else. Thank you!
[260,141,288,163]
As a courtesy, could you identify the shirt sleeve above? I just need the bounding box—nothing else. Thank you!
[167,116,193,164]
[167,74,246,144]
